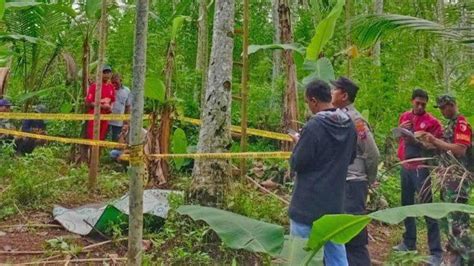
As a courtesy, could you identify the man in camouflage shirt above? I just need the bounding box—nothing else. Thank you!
[423,94,473,265]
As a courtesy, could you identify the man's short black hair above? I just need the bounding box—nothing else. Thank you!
[412,88,429,101]
[306,80,332,103]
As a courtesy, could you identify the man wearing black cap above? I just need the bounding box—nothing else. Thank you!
[421,95,473,265]
[331,77,380,266]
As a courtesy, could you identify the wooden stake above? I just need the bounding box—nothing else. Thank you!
[88,0,109,190]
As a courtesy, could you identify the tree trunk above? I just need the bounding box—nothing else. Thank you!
[271,0,282,93]
[158,42,176,182]
[437,0,449,92]
[127,0,149,264]
[373,0,383,66]
[88,0,108,189]
[278,0,298,151]
[345,0,352,76]
[191,0,235,207]
[196,0,209,108]
[240,0,250,178]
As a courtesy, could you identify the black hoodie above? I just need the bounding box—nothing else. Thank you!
[289,108,357,225]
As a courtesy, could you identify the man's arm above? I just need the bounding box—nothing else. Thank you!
[431,138,467,157]
[290,125,317,174]
[85,84,95,109]
[356,119,380,183]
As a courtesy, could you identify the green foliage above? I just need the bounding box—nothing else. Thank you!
[45,237,83,256]
[247,43,305,55]
[302,57,335,84]
[171,15,191,40]
[369,203,474,224]
[177,205,285,256]
[85,0,101,20]
[171,127,188,170]
[276,236,323,266]
[145,76,165,102]
[306,0,345,60]
[306,215,371,261]
[352,14,462,48]
[387,251,430,265]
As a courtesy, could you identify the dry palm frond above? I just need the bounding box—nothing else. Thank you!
[420,151,473,202]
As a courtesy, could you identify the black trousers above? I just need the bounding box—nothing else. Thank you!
[345,180,371,266]
[400,167,442,256]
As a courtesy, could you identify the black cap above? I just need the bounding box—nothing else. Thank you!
[102,64,112,72]
[330,76,359,102]
[434,94,456,108]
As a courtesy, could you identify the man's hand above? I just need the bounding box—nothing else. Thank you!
[417,131,436,143]
[399,120,412,130]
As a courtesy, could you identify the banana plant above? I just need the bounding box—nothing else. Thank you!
[177,203,474,265]
[247,0,345,85]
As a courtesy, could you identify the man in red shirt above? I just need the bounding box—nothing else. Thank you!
[85,65,115,140]
[393,89,443,265]
[422,95,473,265]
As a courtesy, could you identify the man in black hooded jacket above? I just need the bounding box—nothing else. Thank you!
[289,79,357,266]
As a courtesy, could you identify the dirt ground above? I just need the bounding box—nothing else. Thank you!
[0,209,424,265]
[0,211,127,265]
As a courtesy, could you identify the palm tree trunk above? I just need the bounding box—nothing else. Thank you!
[88,0,108,189]
[191,0,235,206]
[437,0,449,92]
[279,0,298,151]
[345,0,352,76]
[127,0,149,264]
[373,0,383,66]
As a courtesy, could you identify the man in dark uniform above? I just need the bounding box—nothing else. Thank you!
[422,94,473,265]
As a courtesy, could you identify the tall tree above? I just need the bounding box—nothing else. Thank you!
[127,0,149,264]
[88,0,108,189]
[437,0,449,91]
[373,0,383,66]
[240,0,250,177]
[271,0,282,92]
[191,0,235,206]
[345,0,352,76]
[196,0,209,107]
[279,0,298,151]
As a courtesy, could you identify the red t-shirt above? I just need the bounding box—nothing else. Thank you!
[397,111,443,166]
[452,115,472,146]
[85,83,116,114]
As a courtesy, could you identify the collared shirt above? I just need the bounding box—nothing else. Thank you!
[343,104,380,182]
[109,85,131,127]
[85,83,116,115]
[397,111,443,168]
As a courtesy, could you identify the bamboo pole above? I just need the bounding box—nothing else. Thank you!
[88,0,108,189]
[240,0,250,178]
[127,0,149,264]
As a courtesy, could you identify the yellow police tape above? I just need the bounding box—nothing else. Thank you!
[0,112,135,121]
[0,128,126,148]
[123,151,291,160]
[0,113,293,142]
[0,128,291,159]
